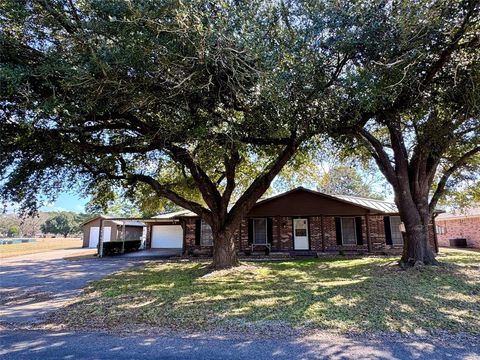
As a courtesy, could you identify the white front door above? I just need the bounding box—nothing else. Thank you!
[293,218,309,250]
[151,225,183,249]
[89,227,99,248]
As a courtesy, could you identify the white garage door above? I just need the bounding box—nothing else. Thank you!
[151,225,183,249]
[89,227,99,248]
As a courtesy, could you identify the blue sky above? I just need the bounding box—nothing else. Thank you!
[40,192,89,213]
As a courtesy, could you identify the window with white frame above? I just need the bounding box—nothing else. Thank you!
[390,216,403,245]
[436,225,446,235]
[200,220,213,246]
[341,218,357,245]
[253,218,267,244]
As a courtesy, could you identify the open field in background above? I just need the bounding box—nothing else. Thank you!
[51,248,480,335]
[0,237,83,259]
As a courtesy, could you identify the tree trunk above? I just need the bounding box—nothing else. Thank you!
[396,197,438,267]
[211,230,239,269]
[400,221,437,266]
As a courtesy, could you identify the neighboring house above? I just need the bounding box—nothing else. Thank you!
[83,216,145,248]
[143,187,439,255]
[436,207,480,249]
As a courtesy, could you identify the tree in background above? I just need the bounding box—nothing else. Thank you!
[18,212,50,236]
[318,166,384,200]
[41,212,82,237]
[7,225,19,238]
[273,144,388,199]
[437,159,480,211]
[0,1,345,269]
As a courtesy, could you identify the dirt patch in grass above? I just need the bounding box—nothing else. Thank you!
[48,249,480,336]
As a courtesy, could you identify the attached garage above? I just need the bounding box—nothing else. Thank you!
[151,225,183,249]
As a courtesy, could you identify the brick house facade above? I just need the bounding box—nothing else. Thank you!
[436,208,480,249]
[182,214,437,255]
[148,188,439,255]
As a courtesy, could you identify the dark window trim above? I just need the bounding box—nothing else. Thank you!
[200,219,213,247]
[384,216,393,246]
[252,217,268,245]
[340,217,357,246]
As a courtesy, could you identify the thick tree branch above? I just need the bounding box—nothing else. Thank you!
[80,160,212,221]
[429,145,480,214]
[166,144,223,212]
[357,128,398,187]
[128,173,212,221]
[221,146,240,207]
[226,134,301,229]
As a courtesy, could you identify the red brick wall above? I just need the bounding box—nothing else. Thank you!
[181,215,439,254]
[184,218,196,249]
[368,215,387,251]
[309,216,323,251]
[322,216,337,250]
[436,217,480,249]
[272,217,293,251]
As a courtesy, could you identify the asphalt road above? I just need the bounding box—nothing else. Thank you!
[0,329,479,360]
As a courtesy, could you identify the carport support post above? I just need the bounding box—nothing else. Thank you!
[121,221,126,254]
[98,218,104,258]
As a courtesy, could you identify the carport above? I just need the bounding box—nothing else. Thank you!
[87,216,185,257]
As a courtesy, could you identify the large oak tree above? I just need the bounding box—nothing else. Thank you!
[313,0,480,266]
[0,0,346,268]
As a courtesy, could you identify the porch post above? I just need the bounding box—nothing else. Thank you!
[365,214,372,253]
[320,215,325,252]
[98,218,104,257]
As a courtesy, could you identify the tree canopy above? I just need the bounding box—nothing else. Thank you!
[0,0,347,268]
[1,0,478,268]
[321,0,480,265]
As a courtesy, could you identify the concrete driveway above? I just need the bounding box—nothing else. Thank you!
[0,249,149,324]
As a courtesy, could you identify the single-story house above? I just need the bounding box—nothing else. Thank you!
[82,216,145,248]
[436,207,480,249]
[143,187,439,255]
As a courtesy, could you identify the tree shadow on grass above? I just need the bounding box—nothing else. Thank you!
[49,257,480,335]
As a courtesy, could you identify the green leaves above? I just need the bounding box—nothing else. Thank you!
[40,211,85,236]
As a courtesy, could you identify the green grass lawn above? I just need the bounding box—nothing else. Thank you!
[56,248,480,334]
[0,237,83,259]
